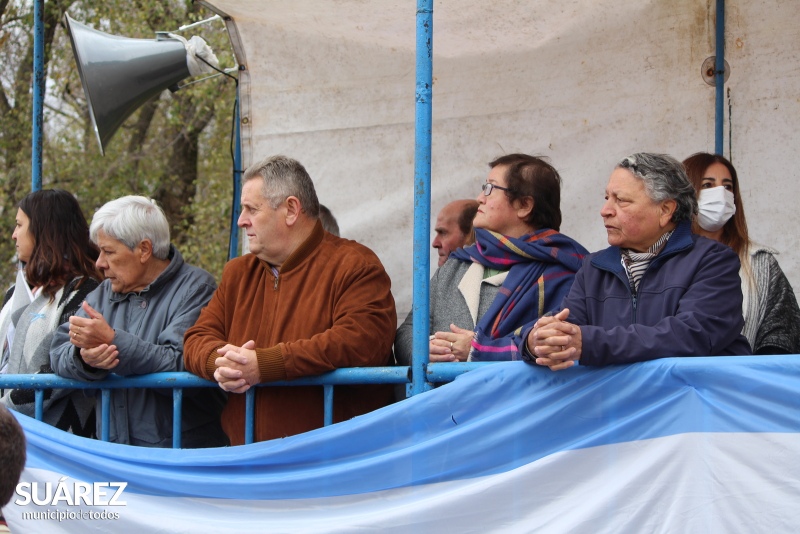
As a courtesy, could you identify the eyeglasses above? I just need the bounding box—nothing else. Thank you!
[481,182,514,196]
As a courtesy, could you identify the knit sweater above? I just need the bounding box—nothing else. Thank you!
[0,275,99,436]
[184,221,396,444]
[742,245,800,354]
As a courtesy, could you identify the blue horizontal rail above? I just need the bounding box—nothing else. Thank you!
[0,364,483,447]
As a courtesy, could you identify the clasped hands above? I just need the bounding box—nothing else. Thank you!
[69,301,118,370]
[214,340,260,393]
[525,308,583,371]
[429,324,473,362]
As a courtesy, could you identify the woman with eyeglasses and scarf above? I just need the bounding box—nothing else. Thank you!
[395,153,588,367]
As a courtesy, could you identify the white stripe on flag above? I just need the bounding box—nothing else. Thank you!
[6,432,800,533]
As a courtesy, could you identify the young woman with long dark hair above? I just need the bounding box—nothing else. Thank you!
[0,189,102,436]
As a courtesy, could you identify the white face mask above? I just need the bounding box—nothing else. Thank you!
[697,186,736,232]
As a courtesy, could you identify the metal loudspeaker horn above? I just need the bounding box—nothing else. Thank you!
[65,14,193,155]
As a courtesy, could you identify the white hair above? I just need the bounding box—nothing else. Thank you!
[90,196,171,259]
[617,152,698,223]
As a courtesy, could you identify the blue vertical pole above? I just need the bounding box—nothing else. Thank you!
[172,388,183,449]
[714,0,725,155]
[411,0,434,396]
[323,385,334,426]
[244,387,255,444]
[229,86,243,259]
[31,0,45,192]
[101,389,111,442]
[35,390,44,420]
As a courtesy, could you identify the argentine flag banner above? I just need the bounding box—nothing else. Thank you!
[4,357,800,532]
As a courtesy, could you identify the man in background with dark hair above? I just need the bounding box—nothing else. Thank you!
[432,199,479,267]
[318,204,340,236]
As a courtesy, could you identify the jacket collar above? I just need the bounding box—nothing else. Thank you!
[591,220,694,273]
[109,245,183,301]
[277,220,325,274]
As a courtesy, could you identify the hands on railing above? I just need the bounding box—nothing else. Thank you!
[0,363,495,447]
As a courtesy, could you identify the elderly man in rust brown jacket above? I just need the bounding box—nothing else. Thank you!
[184,155,396,445]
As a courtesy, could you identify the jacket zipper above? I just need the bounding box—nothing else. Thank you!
[596,230,692,326]
[613,265,639,324]
[274,275,279,291]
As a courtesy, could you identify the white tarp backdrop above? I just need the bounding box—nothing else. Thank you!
[199,0,800,319]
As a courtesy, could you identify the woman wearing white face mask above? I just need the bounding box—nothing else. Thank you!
[684,152,800,354]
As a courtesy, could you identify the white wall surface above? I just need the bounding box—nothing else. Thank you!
[203,0,800,320]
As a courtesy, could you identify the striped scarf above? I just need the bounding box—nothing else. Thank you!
[620,230,673,293]
[451,228,587,361]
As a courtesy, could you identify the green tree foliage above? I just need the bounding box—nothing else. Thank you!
[0,0,236,288]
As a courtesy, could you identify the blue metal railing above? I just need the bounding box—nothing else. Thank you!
[24,3,444,401]
[17,1,480,449]
[0,364,487,448]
